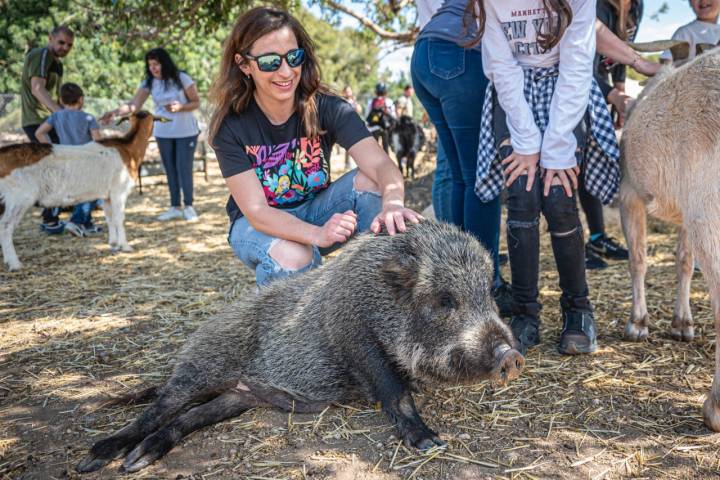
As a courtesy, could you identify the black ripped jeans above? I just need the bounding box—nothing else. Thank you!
[492,93,591,318]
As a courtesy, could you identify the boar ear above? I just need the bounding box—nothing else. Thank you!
[381,253,419,303]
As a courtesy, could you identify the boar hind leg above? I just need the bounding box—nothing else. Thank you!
[360,345,446,451]
[76,365,213,473]
[121,389,262,473]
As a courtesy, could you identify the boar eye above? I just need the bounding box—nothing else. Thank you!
[438,292,457,311]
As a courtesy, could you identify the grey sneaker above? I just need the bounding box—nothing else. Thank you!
[158,207,184,221]
[65,221,85,238]
[183,206,199,222]
[558,310,597,355]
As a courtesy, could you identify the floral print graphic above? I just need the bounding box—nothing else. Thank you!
[247,136,329,207]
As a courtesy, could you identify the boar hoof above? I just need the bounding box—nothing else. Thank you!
[76,434,134,473]
[403,427,447,451]
[121,430,175,473]
[670,316,694,342]
[703,396,720,432]
[624,317,649,341]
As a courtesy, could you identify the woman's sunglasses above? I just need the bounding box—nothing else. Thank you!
[244,48,306,72]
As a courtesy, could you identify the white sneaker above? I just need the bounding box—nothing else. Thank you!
[158,207,184,221]
[183,206,199,222]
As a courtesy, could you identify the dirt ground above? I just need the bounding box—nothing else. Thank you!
[1,149,719,480]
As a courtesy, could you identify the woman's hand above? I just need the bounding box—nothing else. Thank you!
[99,110,116,125]
[166,101,184,113]
[607,88,634,128]
[632,57,661,77]
[370,202,423,235]
[502,151,540,191]
[314,210,358,248]
[542,166,580,197]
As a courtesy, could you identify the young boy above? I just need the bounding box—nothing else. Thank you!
[36,82,103,237]
[661,0,720,63]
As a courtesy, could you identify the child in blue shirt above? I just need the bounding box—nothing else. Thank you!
[36,82,103,237]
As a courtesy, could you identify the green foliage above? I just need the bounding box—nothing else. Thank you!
[0,0,381,105]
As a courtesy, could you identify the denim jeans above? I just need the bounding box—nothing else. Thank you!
[70,200,101,227]
[411,38,501,283]
[228,169,382,286]
[491,91,590,315]
[431,141,452,223]
[24,125,61,225]
[156,135,198,207]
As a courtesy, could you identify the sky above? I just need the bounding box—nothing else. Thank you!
[325,0,698,80]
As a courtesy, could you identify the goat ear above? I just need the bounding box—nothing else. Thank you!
[115,116,129,126]
[153,115,172,123]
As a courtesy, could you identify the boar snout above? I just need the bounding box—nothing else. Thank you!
[491,345,525,386]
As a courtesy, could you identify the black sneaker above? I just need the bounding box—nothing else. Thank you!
[509,315,540,355]
[558,309,597,355]
[586,234,629,261]
[493,279,513,318]
[585,247,608,270]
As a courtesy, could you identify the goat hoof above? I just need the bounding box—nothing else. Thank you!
[703,396,720,432]
[5,261,22,271]
[670,316,694,342]
[624,317,649,341]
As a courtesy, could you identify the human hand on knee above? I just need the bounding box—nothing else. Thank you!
[314,210,357,248]
[542,166,579,197]
[502,150,540,190]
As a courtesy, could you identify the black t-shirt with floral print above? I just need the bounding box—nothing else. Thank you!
[213,93,371,222]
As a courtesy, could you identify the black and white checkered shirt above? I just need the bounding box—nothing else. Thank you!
[475,66,621,205]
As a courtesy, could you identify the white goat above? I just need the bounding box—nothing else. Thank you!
[620,47,720,431]
[0,111,161,271]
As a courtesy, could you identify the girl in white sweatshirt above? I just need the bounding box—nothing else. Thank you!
[471,0,620,355]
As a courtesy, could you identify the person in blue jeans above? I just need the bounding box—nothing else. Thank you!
[102,48,201,222]
[209,8,420,286]
[431,141,452,223]
[35,82,103,237]
[411,0,511,316]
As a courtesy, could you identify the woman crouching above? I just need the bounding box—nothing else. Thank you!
[209,7,420,286]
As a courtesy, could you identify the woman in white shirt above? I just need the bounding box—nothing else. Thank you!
[102,48,201,222]
[471,0,620,356]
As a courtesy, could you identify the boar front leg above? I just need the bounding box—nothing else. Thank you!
[358,344,447,450]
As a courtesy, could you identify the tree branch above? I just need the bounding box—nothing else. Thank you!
[321,0,417,43]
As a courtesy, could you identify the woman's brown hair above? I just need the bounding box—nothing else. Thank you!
[208,7,327,144]
[464,0,573,52]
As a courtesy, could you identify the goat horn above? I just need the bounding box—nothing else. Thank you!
[115,116,129,126]
[628,40,688,53]
[696,43,717,55]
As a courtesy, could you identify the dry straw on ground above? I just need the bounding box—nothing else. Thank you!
[1,153,719,479]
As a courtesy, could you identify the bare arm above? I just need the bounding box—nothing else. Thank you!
[90,129,102,141]
[35,122,52,143]
[35,121,53,144]
[226,171,355,248]
[167,84,200,113]
[348,136,421,234]
[595,20,661,77]
[100,88,149,124]
[30,77,61,113]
